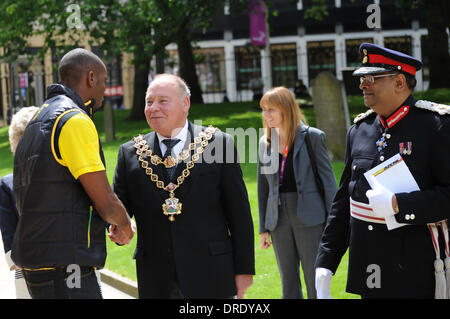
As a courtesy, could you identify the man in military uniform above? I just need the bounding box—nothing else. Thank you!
[315,43,450,299]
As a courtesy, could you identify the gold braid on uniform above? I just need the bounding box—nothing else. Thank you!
[353,109,375,124]
[415,100,450,115]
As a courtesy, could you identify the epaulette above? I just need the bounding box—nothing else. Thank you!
[353,109,375,124]
[415,100,450,115]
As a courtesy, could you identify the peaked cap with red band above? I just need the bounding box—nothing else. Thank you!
[352,42,422,77]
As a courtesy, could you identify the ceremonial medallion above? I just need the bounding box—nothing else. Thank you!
[164,155,177,168]
[376,132,390,152]
[133,125,218,222]
[163,193,182,221]
[376,136,387,152]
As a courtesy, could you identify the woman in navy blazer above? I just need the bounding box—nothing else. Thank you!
[257,87,337,299]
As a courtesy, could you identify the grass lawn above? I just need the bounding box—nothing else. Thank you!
[2,88,448,299]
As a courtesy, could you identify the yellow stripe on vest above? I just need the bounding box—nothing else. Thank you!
[50,109,80,166]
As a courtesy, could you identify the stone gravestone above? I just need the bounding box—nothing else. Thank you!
[311,72,350,160]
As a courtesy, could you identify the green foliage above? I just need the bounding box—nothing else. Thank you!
[0,1,98,60]
[303,0,329,21]
[0,0,246,66]
[0,126,13,178]
[413,88,450,105]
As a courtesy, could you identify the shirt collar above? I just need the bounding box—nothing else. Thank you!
[156,120,189,143]
[378,95,415,129]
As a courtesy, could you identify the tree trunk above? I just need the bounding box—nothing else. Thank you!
[156,52,165,74]
[128,59,150,121]
[421,0,450,89]
[176,26,203,104]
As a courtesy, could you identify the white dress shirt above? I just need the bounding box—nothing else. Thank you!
[156,120,188,159]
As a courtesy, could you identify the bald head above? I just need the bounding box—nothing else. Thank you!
[58,48,106,89]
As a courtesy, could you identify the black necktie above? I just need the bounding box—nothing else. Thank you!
[162,138,181,181]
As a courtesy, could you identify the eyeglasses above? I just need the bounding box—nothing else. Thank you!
[359,73,397,85]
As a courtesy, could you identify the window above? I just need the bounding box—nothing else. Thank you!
[271,43,298,88]
[194,48,226,93]
[384,36,412,55]
[307,41,335,83]
[234,45,261,91]
[92,46,124,108]
[420,35,430,83]
[346,38,373,67]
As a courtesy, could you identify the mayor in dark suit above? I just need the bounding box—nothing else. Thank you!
[112,74,255,299]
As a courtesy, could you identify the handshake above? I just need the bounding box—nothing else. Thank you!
[108,218,136,245]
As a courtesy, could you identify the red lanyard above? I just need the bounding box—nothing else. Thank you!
[279,143,289,185]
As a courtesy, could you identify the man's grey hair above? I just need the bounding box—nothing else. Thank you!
[9,106,39,155]
[149,73,191,98]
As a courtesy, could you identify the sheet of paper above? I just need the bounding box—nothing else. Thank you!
[364,153,420,230]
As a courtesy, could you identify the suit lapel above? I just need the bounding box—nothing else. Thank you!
[174,122,200,199]
[293,124,307,177]
[173,121,194,183]
[145,132,167,200]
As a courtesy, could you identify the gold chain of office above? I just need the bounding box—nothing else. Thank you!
[132,125,218,221]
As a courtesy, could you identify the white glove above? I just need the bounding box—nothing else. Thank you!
[5,250,15,270]
[315,267,333,299]
[366,175,396,218]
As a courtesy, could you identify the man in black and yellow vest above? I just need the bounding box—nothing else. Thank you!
[11,48,135,299]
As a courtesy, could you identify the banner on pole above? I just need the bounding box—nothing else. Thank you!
[249,0,267,47]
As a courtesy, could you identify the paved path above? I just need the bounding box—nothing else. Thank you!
[0,233,134,299]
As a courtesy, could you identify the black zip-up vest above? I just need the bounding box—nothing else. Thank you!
[11,85,107,268]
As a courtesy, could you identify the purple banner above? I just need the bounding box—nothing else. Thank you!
[249,0,267,47]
